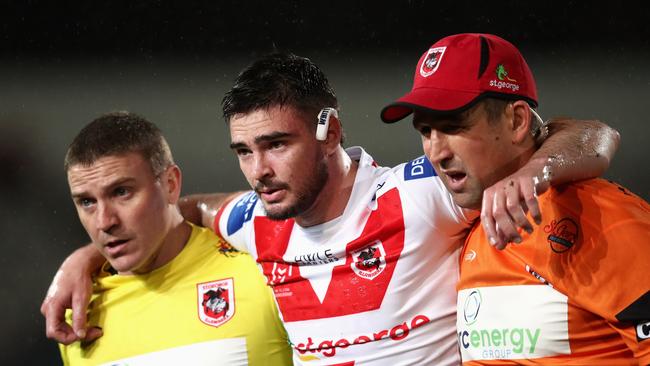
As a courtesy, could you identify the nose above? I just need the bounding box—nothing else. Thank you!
[96,202,119,234]
[424,130,453,167]
[251,152,274,183]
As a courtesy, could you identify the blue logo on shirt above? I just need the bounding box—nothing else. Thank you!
[404,156,437,180]
[227,191,258,235]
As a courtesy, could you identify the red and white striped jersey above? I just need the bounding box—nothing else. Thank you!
[216,147,475,365]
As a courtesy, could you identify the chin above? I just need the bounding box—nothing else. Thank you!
[108,258,139,274]
[263,201,302,221]
[451,192,481,210]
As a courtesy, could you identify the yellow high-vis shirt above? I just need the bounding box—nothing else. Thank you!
[59,223,291,365]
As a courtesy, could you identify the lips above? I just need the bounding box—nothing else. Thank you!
[258,188,286,203]
[442,170,467,192]
[255,181,289,203]
[104,239,129,256]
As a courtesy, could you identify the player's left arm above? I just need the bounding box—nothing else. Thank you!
[482,118,619,248]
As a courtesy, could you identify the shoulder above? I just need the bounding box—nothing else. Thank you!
[390,155,438,183]
[544,179,649,233]
[216,191,262,237]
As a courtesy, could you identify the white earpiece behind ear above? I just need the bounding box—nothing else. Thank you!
[316,108,338,141]
[529,106,549,140]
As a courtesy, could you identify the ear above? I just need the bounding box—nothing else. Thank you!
[162,164,182,204]
[510,100,532,144]
[320,114,343,155]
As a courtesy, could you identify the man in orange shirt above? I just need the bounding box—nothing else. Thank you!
[381,33,650,365]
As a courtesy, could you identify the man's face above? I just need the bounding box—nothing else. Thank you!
[229,105,329,220]
[412,104,514,209]
[67,152,173,274]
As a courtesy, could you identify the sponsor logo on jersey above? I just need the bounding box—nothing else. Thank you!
[404,156,436,181]
[226,191,258,235]
[295,248,339,266]
[463,289,482,325]
[420,47,446,77]
[457,286,570,360]
[351,240,386,280]
[525,264,553,287]
[636,321,650,342]
[197,278,235,327]
[269,261,294,287]
[543,218,579,253]
[295,314,430,359]
[464,249,477,262]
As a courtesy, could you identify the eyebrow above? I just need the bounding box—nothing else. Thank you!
[229,131,293,150]
[70,177,137,199]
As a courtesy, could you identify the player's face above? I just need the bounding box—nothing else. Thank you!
[67,152,178,274]
[229,105,329,220]
[412,105,513,209]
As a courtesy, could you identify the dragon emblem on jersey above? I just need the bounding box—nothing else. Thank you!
[351,240,386,280]
[419,46,446,77]
[216,237,240,257]
[197,278,235,327]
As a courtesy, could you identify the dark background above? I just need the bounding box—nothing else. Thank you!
[2,1,648,364]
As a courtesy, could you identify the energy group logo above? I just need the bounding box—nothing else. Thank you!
[463,289,482,325]
[456,286,570,361]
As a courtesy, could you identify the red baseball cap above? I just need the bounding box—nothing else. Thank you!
[381,33,538,123]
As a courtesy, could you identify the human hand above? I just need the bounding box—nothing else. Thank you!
[40,246,103,344]
[480,157,552,249]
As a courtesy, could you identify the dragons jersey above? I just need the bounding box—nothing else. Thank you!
[457,179,650,365]
[215,147,476,365]
[59,224,292,366]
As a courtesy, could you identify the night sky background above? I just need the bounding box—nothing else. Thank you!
[1,1,648,364]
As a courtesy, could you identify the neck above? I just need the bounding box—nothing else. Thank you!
[295,146,357,227]
[127,207,191,275]
[487,144,537,191]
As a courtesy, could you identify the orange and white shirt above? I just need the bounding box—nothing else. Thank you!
[457,179,650,365]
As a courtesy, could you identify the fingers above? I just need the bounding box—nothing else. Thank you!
[483,178,543,249]
[490,184,522,247]
[71,288,92,339]
[44,300,78,345]
[505,181,533,235]
[85,327,103,343]
[480,188,499,247]
[523,177,542,225]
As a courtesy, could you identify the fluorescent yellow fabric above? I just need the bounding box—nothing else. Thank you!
[60,223,291,365]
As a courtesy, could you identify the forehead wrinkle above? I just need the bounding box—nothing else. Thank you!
[67,155,144,195]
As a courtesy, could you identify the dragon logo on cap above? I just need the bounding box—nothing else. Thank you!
[420,47,446,77]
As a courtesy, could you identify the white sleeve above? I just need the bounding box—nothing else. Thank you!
[392,155,477,231]
[215,191,259,252]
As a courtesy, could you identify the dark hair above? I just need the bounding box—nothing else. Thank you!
[222,52,338,128]
[64,111,173,175]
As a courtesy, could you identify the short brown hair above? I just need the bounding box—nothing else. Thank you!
[64,111,173,175]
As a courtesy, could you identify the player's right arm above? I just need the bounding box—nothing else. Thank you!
[41,244,104,344]
[41,191,243,344]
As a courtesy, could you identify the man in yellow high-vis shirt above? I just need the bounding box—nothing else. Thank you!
[58,111,291,365]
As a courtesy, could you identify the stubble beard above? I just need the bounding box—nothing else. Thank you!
[262,159,329,221]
